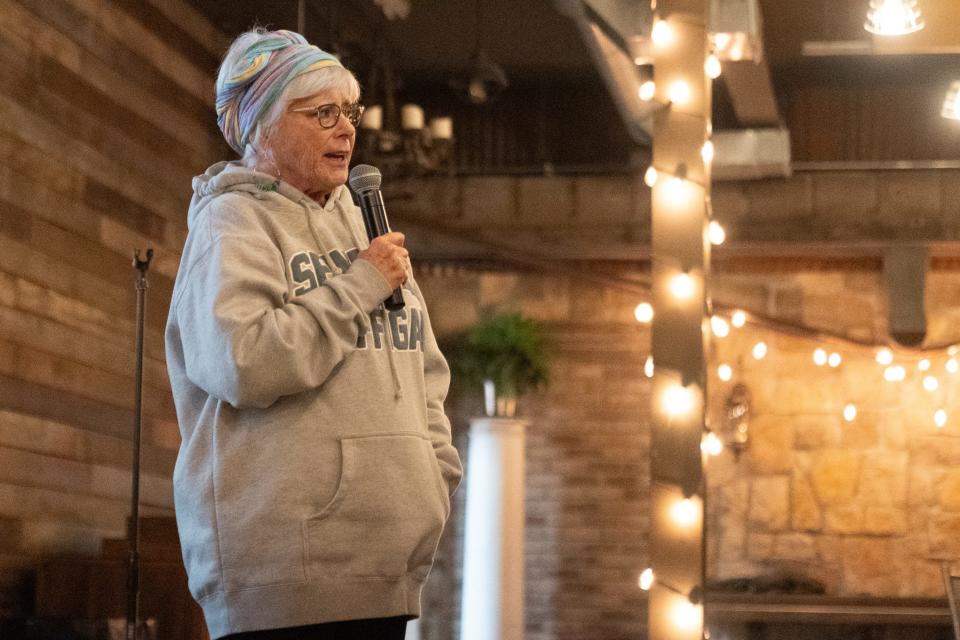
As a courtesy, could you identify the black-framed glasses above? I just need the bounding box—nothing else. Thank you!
[290,102,365,129]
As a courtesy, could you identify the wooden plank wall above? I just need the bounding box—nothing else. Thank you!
[0,0,228,615]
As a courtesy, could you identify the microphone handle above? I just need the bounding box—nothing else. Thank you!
[357,190,405,311]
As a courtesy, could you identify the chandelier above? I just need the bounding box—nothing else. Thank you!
[864,0,925,36]
[355,51,454,176]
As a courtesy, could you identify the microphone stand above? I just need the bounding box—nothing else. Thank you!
[127,248,153,640]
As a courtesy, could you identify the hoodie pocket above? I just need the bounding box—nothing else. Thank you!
[304,432,449,579]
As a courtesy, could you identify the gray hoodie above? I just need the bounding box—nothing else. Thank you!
[165,161,462,639]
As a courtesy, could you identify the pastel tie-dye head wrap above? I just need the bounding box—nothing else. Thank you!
[216,30,343,155]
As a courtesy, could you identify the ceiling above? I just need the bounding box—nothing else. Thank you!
[190,0,960,163]
[190,0,596,79]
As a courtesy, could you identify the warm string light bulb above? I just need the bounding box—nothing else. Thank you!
[710,316,730,338]
[876,348,894,366]
[752,341,768,360]
[644,166,659,187]
[669,80,691,105]
[645,355,655,378]
[884,365,906,382]
[670,599,703,632]
[708,221,726,245]
[652,19,674,47]
[635,302,654,323]
[671,498,698,525]
[936,409,948,428]
[663,175,687,204]
[701,140,715,164]
[705,54,722,79]
[843,403,857,422]
[670,273,696,300]
[947,358,959,374]
[663,384,695,417]
[828,352,842,368]
[923,375,939,392]
[919,359,931,371]
[701,432,723,456]
[717,364,732,381]
[813,348,828,366]
[639,568,655,591]
[639,80,657,102]
[731,311,746,328]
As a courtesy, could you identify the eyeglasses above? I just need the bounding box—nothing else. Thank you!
[290,102,365,129]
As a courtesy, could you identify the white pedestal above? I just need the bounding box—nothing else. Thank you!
[460,417,527,640]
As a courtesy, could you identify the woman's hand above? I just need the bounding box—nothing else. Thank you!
[358,232,409,289]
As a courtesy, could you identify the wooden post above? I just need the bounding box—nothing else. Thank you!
[648,0,711,638]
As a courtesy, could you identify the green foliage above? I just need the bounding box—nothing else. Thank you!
[455,312,551,396]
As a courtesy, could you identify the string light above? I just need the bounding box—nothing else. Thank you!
[640,80,657,102]
[705,54,722,79]
[752,341,768,360]
[936,409,948,428]
[947,358,959,374]
[717,364,732,381]
[708,221,726,245]
[710,315,730,338]
[918,358,931,371]
[701,432,723,456]
[671,498,698,526]
[670,273,696,300]
[644,166,659,187]
[664,175,687,204]
[701,140,715,164]
[843,403,857,422]
[663,384,695,417]
[639,568,655,591]
[884,365,906,382]
[876,349,894,366]
[731,311,746,328]
[813,348,828,366]
[669,80,691,105]
[652,19,674,47]
[645,355,655,378]
[635,302,654,323]
[670,599,703,632]
[828,352,842,368]
[923,375,939,392]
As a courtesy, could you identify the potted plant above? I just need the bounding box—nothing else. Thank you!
[455,312,551,417]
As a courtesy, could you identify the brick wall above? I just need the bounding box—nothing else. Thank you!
[414,266,650,640]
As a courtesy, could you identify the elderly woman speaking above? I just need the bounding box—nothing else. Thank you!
[164,28,462,640]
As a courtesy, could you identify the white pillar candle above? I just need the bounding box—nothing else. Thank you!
[401,103,424,130]
[360,104,383,130]
[429,116,453,139]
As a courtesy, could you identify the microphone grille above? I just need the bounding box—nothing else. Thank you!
[348,164,382,193]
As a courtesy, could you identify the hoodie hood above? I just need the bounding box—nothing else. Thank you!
[188,161,346,229]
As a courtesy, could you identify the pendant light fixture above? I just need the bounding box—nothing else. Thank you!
[864,0,925,36]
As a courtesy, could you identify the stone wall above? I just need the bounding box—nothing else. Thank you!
[706,271,960,598]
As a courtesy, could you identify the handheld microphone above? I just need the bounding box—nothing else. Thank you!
[348,164,405,311]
